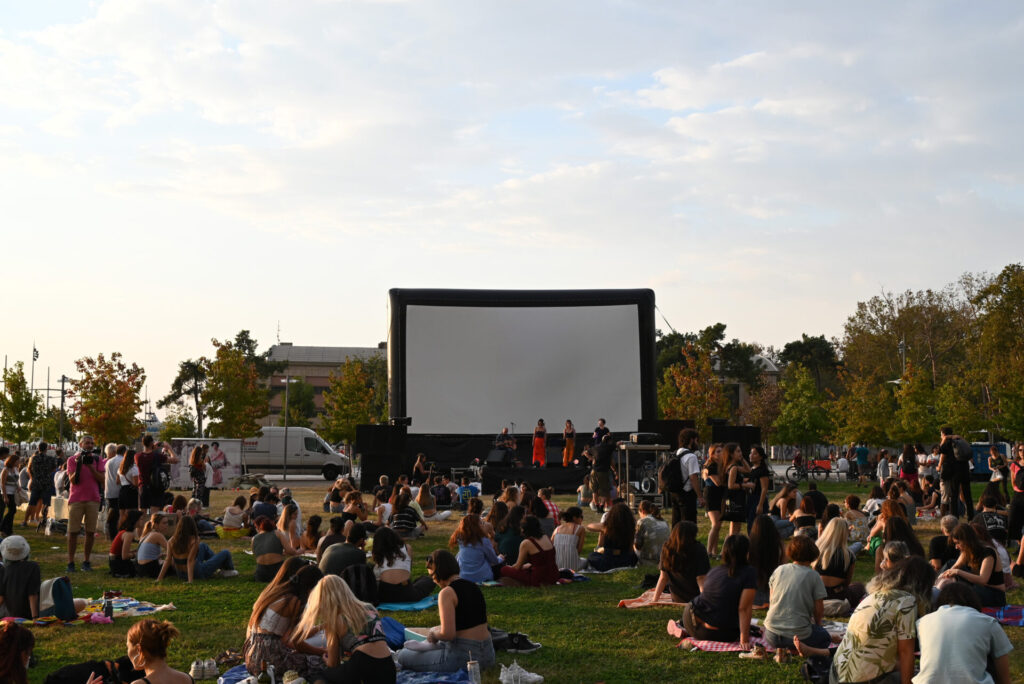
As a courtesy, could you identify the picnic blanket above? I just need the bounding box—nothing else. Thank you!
[983,605,1024,627]
[677,635,775,652]
[618,588,685,609]
[378,595,439,612]
[397,671,470,683]
[0,597,174,627]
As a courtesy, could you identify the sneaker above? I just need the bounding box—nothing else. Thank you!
[221,569,239,578]
[66,562,76,573]
[81,561,93,572]
[589,503,599,512]
[189,660,205,680]
[203,658,218,679]
[505,633,541,654]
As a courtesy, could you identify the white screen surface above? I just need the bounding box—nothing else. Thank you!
[405,304,642,434]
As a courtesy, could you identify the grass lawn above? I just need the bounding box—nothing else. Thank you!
[20,478,1024,683]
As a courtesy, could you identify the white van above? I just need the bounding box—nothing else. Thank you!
[241,426,350,480]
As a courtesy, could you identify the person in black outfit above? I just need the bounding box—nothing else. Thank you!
[588,434,615,512]
[939,427,972,518]
[804,482,828,521]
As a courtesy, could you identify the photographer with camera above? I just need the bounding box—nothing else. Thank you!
[66,435,106,572]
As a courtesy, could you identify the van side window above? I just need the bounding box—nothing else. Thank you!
[304,437,320,452]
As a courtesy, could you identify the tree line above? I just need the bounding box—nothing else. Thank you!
[0,330,387,448]
[658,262,1024,448]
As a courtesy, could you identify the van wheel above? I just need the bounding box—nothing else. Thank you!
[322,465,339,481]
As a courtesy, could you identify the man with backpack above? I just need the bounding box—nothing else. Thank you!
[135,436,178,514]
[664,428,703,527]
[24,442,57,527]
[939,426,973,518]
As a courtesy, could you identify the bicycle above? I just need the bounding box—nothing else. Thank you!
[785,462,829,483]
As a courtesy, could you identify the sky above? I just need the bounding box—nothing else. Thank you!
[2,1,1023,417]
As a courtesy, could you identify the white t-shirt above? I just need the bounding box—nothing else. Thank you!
[105,455,123,498]
[914,604,1013,684]
[677,448,701,492]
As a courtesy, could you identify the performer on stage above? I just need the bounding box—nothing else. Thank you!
[532,419,547,467]
[494,428,517,452]
[592,418,610,446]
[562,420,576,467]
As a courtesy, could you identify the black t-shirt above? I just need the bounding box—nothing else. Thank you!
[817,550,852,580]
[805,490,828,519]
[939,441,957,479]
[690,564,757,635]
[592,426,610,445]
[319,542,366,578]
[0,560,41,618]
[928,535,958,566]
[661,541,711,602]
[977,511,1008,544]
[593,443,614,473]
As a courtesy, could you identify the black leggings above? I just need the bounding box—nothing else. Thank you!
[1,494,16,536]
[376,576,435,604]
[316,650,396,684]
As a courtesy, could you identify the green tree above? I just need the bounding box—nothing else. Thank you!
[233,330,287,379]
[657,343,730,442]
[829,370,893,446]
[934,378,986,438]
[278,378,316,429]
[320,358,378,444]
[203,339,268,439]
[157,358,209,437]
[780,334,840,394]
[34,405,75,445]
[742,375,783,445]
[69,352,146,444]
[364,352,389,423]
[969,263,1024,438]
[775,364,831,448]
[159,402,198,441]
[889,362,938,444]
[0,361,42,444]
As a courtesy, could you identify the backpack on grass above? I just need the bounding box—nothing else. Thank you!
[40,576,77,621]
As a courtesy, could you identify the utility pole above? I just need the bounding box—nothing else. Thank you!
[59,375,68,449]
[30,344,37,399]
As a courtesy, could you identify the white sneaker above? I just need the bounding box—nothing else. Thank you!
[221,569,239,578]
[203,658,218,679]
[189,660,205,680]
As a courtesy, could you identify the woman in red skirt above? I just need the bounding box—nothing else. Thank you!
[500,516,560,586]
[532,419,547,467]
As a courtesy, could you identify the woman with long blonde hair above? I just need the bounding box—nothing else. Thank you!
[294,574,395,683]
[244,559,325,678]
[703,443,727,557]
[813,517,865,608]
[278,502,302,550]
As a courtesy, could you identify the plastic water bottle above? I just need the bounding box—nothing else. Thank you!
[102,597,113,619]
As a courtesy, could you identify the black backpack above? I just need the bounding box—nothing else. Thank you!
[148,454,168,494]
[953,438,973,462]
[659,450,688,494]
[341,563,379,606]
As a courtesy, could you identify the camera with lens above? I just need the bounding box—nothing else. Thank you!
[81,450,95,466]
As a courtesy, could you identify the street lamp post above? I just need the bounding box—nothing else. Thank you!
[280,376,299,481]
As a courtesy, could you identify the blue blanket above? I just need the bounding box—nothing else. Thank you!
[397,670,470,683]
[378,595,439,612]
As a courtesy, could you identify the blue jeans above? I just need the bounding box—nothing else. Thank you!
[773,516,795,539]
[396,637,495,673]
[764,625,831,651]
[178,542,234,580]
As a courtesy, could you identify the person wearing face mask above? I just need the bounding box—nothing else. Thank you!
[122,619,192,684]
[0,622,34,684]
